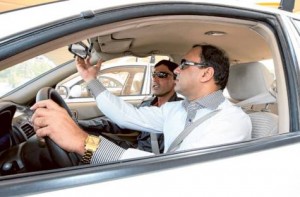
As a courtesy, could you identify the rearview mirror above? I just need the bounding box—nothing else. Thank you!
[68,41,92,59]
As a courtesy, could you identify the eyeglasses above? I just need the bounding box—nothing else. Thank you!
[152,71,172,78]
[179,59,207,70]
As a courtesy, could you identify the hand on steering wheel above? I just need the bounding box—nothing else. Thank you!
[35,87,81,167]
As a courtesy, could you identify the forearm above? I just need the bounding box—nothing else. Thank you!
[87,79,163,133]
[91,136,154,164]
[91,136,126,164]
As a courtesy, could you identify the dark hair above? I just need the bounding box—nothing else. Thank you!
[155,60,178,72]
[193,44,230,90]
[154,60,178,79]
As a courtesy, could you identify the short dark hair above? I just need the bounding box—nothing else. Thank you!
[193,44,230,90]
[155,60,178,73]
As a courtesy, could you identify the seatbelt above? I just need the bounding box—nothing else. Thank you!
[150,133,160,155]
[166,109,221,153]
[236,83,276,107]
[236,92,276,107]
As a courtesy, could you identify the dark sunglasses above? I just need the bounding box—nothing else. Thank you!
[179,59,207,70]
[152,71,173,79]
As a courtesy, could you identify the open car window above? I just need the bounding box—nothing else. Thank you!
[0,46,73,97]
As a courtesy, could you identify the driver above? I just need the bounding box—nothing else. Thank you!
[78,59,183,154]
[31,44,252,164]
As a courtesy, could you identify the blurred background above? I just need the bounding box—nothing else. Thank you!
[0,0,299,14]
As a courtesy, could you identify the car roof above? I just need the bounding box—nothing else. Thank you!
[1,0,299,73]
[0,0,296,39]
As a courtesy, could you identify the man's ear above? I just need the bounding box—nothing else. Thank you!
[200,67,214,82]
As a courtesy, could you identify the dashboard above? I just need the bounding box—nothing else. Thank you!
[11,105,35,145]
[0,103,36,175]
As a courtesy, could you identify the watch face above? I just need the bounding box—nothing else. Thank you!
[89,137,95,144]
[86,135,100,152]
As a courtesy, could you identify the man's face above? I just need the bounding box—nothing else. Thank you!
[151,64,176,97]
[174,47,204,97]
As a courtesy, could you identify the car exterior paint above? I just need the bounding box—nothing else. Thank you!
[1,1,300,196]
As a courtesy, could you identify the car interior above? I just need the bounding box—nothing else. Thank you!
[0,13,289,175]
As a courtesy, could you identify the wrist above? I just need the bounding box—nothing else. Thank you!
[78,132,88,156]
[84,76,97,83]
[81,134,101,164]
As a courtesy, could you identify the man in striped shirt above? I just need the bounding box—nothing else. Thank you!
[31,44,251,164]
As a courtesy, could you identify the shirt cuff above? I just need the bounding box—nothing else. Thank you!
[87,79,106,98]
[91,136,126,164]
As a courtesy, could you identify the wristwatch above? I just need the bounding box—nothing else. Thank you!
[81,135,101,164]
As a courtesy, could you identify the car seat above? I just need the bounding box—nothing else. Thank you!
[226,61,278,138]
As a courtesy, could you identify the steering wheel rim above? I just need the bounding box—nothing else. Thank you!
[36,87,80,167]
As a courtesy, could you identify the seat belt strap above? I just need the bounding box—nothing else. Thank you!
[166,109,221,153]
[236,92,276,107]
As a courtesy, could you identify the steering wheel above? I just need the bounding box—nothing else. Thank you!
[36,87,80,167]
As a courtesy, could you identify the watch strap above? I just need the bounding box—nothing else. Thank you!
[81,150,94,164]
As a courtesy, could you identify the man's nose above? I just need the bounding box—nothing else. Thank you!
[174,66,180,75]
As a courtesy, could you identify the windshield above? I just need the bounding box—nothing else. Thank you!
[0,46,73,97]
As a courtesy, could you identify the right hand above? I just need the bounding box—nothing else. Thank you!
[76,56,104,83]
[31,99,88,155]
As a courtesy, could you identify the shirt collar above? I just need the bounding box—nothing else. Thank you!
[182,90,225,111]
[151,92,180,105]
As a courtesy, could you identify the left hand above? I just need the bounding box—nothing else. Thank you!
[30,100,87,155]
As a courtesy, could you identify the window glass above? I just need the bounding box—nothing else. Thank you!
[130,72,144,95]
[57,54,170,100]
[68,66,146,99]
[293,19,300,34]
[98,71,129,96]
[0,46,73,97]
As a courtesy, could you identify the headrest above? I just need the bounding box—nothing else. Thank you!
[227,62,276,105]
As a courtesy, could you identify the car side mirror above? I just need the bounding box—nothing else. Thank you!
[68,42,92,59]
[70,85,82,98]
[56,85,68,99]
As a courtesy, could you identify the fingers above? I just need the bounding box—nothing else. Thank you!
[32,115,49,129]
[35,126,49,138]
[95,58,104,70]
[30,101,68,129]
[76,56,103,70]
[85,56,92,67]
[30,99,61,111]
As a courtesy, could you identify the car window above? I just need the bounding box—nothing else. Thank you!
[130,72,144,95]
[58,54,169,100]
[293,19,300,35]
[99,75,124,95]
[68,66,146,98]
[0,46,73,97]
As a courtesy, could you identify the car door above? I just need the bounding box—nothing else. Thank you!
[1,1,300,196]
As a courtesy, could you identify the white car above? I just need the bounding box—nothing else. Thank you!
[0,0,300,196]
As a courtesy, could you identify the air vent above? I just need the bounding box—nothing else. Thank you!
[21,123,34,139]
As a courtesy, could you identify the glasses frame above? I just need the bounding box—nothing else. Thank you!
[152,71,173,79]
[179,59,208,70]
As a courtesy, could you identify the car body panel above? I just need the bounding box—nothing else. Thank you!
[0,0,300,196]
[1,133,300,196]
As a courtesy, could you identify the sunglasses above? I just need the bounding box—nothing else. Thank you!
[152,71,173,79]
[179,59,208,70]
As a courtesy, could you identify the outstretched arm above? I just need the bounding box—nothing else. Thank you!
[76,56,103,83]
